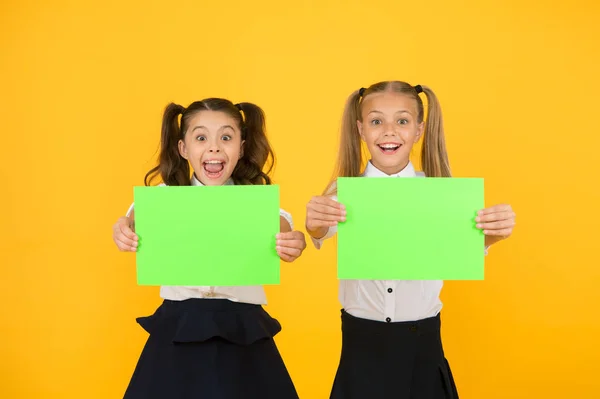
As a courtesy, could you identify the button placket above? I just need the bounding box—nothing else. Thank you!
[383,281,396,323]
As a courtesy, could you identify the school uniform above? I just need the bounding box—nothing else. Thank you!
[313,161,487,399]
[123,175,299,399]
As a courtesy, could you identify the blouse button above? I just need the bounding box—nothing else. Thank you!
[385,317,391,323]
[387,288,393,293]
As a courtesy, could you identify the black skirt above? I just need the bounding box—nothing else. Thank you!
[330,310,459,399]
[123,298,299,399]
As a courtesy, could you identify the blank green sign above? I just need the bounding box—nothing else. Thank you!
[337,177,485,280]
[133,185,281,286]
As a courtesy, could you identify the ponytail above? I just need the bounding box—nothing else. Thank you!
[232,102,274,185]
[324,90,364,195]
[144,103,190,186]
[420,86,451,178]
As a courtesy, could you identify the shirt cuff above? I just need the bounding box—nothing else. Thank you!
[279,208,293,231]
[484,245,490,256]
[126,202,134,218]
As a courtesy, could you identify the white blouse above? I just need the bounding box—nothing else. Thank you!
[126,175,293,305]
[312,161,487,323]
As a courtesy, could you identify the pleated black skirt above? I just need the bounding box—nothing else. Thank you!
[123,298,299,399]
[330,310,459,399]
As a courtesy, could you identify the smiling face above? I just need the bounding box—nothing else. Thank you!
[177,110,244,186]
[357,91,424,175]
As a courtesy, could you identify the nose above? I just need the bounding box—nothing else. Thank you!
[208,142,221,153]
[383,121,398,137]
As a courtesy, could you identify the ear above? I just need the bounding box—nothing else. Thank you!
[357,120,365,142]
[414,121,425,143]
[239,140,245,159]
[178,139,188,159]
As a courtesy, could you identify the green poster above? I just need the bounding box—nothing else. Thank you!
[133,185,281,286]
[337,177,485,280]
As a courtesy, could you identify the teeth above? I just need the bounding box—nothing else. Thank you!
[205,160,223,164]
[379,144,400,149]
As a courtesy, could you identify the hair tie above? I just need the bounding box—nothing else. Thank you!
[234,103,246,124]
[358,87,366,97]
[177,106,185,131]
[414,85,423,94]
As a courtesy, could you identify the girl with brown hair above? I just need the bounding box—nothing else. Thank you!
[112,98,304,399]
[305,81,516,398]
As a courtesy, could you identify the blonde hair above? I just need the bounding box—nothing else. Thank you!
[324,81,451,195]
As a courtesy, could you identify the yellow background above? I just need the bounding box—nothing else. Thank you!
[2,0,599,398]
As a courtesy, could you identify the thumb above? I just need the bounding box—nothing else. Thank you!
[119,218,137,240]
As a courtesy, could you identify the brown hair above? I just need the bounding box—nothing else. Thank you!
[325,81,451,194]
[144,98,275,186]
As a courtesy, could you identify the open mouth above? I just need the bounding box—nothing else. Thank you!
[377,143,401,154]
[203,160,225,179]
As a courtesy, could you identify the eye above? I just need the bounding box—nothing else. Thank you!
[370,119,381,125]
[196,135,206,141]
[398,119,409,125]
[221,134,232,141]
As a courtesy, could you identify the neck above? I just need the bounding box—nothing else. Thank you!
[192,172,232,186]
[372,159,410,175]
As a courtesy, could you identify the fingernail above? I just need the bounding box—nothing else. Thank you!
[276,246,281,251]
[276,240,282,245]
[342,210,347,216]
[475,217,481,222]
[478,210,483,215]
[341,217,346,222]
[476,224,482,228]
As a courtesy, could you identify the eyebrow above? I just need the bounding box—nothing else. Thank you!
[191,125,237,133]
[368,110,412,116]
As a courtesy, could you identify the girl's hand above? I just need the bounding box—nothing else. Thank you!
[112,216,138,252]
[306,196,346,238]
[276,231,306,262]
[476,204,516,247]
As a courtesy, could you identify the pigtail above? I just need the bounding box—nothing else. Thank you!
[324,90,364,195]
[232,102,274,185]
[420,86,451,178]
[144,103,190,186]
